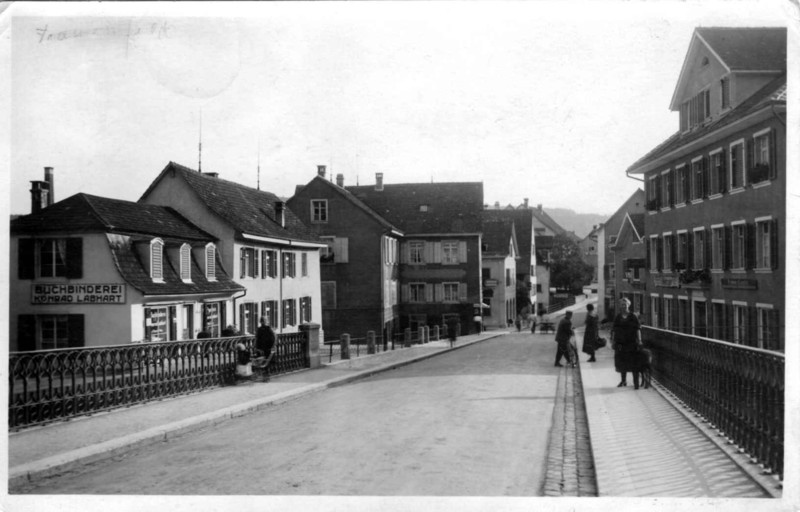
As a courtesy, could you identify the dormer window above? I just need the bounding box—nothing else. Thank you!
[205,243,217,281]
[720,77,731,109]
[180,243,192,282]
[150,238,164,282]
[679,89,710,132]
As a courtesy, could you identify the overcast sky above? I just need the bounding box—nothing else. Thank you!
[5,1,792,218]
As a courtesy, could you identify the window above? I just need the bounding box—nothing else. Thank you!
[731,223,746,270]
[711,301,725,340]
[16,314,84,351]
[320,237,349,264]
[691,157,706,200]
[710,151,726,195]
[660,170,673,207]
[730,141,745,189]
[442,241,459,264]
[649,236,659,271]
[720,77,730,109]
[751,131,774,184]
[650,295,660,328]
[647,176,659,211]
[239,302,257,334]
[282,299,296,328]
[693,300,708,337]
[203,302,224,337]
[282,252,296,278]
[145,306,175,342]
[676,232,689,269]
[505,268,512,287]
[755,218,777,270]
[321,282,336,309]
[409,283,426,303]
[261,249,277,278]
[409,241,425,264]
[443,282,460,303]
[301,253,308,277]
[757,305,780,351]
[662,234,673,271]
[299,296,313,323]
[261,300,278,328]
[311,200,328,223]
[205,243,216,280]
[151,239,164,281]
[711,226,724,270]
[692,229,706,269]
[675,165,688,204]
[39,239,68,277]
[240,247,256,278]
[680,89,710,131]
[180,244,191,281]
[732,303,748,345]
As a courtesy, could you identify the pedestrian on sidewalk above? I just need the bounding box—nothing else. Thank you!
[611,298,642,389]
[554,310,575,367]
[582,303,599,362]
[255,316,276,359]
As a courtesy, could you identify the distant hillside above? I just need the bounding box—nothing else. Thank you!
[545,208,608,239]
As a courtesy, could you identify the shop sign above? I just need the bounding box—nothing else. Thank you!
[721,278,758,290]
[32,283,126,304]
[653,276,680,288]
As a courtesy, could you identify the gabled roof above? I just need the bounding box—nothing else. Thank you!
[107,234,244,296]
[291,176,403,234]
[483,208,534,260]
[531,207,568,237]
[11,193,213,243]
[346,182,484,234]
[612,212,645,249]
[628,73,786,174]
[140,162,320,243]
[481,218,517,258]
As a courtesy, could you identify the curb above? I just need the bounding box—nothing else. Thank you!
[8,333,502,491]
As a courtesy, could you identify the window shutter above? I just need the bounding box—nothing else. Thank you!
[720,152,728,193]
[687,234,694,269]
[669,171,676,207]
[645,239,651,270]
[17,314,37,351]
[656,237,663,271]
[654,175,661,208]
[336,238,349,263]
[723,226,732,270]
[429,242,439,263]
[769,128,777,179]
[66,238,83,278]
[459,283,468,302]
[425,284,434,303]
[684,162,691,201]
[253,250,259,278]
[435,283,444,302]
[704,231,711,269]
[745,223,756,270]
[702,157,710,198]
[458,241,467,263]
[240,248,246,278]
[68,315,85,348]
[307,297,313,322]
[670,236,677,270]
[748,306,759,346]
[18,239,35,279]
[769,309,780,350]
[401,284,409,303]
[770,219,779,269]
[746,138,755,182]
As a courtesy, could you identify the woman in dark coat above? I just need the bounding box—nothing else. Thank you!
[612,297,642,389]
[581,303,599,362]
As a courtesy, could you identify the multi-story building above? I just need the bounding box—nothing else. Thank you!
[626,27,786,351]
[596,189,646,320]
[607,211,647,320]
[288,167,403,341]
[139,162,325,336]
[480,217,518,328]
[578,224,601,286]
[10,168,244,350]
[345,174,485,335]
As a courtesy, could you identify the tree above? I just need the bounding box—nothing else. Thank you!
[549,233,594,293]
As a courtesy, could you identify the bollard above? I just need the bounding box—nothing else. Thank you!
[367,330,376,354]
[300,322,321,369]
[432,325,440,341]
[341,333,351,360]
[404,328,412,348]
[423,326,429,344]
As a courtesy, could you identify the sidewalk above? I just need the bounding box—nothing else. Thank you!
[8,331,504,489]
[577,329,782,498]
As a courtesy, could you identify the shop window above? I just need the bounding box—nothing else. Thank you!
[145,306,176,342]
[16,314,84,351]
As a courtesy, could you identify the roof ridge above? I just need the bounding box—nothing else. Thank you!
[76,193,115,230]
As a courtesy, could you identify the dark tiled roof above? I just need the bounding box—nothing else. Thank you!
[11,193,213,242]
[140,162,320,243]
[629,214,645,240]
[628,74,786,173]
[481,218,515,257]
[697,27,787,72]
[483,209,533,260]
[107,234,244,296]
[346,182,484,234]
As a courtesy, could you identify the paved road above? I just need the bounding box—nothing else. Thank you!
[17,333,562,496]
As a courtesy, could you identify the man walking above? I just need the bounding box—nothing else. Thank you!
[254,316,276,380]
[554,310,575,368]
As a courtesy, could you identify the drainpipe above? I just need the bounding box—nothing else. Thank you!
[232,289,247,333]
[626,169,644,182]
[278,247,284,334]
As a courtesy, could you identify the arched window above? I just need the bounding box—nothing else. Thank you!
[151,238,164,281]
[205,243,216,281]
[180,243,192,281]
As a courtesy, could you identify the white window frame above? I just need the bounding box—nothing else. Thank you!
[732,300,747,345]
[649,235,659,272]
[311,199,328,223]
[409,241,425,264]
[180,243,192,282]
[729,139,746,191]
[755,216,773,270]
[692,227,706,270]
[442,282,460,303]
[205,243,217,281]
[662,232,673,271]
[442,241,459,265]
[150,238,164,282]
[731,221,746,271]
[710,224,724,271]
[709,148,724,198]
[409,282,426,303]
[675,164,687,205]
[756,303,775,350]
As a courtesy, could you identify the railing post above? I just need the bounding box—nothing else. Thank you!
[404,328,411,348]
[367,331,376,355]
[340,333,351,360]
[300,323,321,369]
[432,325,440,341]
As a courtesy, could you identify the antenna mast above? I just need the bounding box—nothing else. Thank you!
[198,110,203,173]
[257,141,261,190]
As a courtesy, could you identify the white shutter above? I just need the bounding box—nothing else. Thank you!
[435,284,444,302]
[433,242,442,263]
[424,242,434,263]
[335,238,349,263]
[401,284,409,303]
[459,283,468,302]
[458,241,467,263]
[425,284,434,303]
[401,242,409,264]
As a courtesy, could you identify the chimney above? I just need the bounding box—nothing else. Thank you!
[275,201,285,228]
[494,201,500,208]
[317,165,327,178]
[44,167,54,206]
[523,198,529,208]
[203,172,219,178]
[336,173,344,187]
[537,204,543,212]
[375,173,384,191]
[30,180,49,214]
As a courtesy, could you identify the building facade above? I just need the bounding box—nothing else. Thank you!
[608,212,647,320]
[139,162,325,336]
[288,167,403,341]
[480,218,518,328]
[626,27,786,351]
[10,184,243,350]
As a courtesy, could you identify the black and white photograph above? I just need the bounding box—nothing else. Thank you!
[2,1,798,511]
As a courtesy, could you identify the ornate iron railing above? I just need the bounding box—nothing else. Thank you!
[8,333,309,430]
[642,326,784,479]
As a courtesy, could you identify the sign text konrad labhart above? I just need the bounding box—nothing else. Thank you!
[32,284,127,304]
